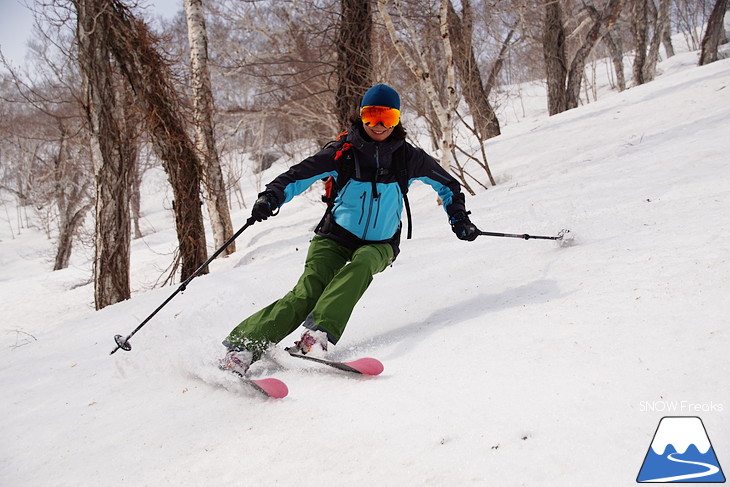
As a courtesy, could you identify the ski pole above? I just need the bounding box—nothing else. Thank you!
[110,216,257,355]
[477,228,570,241]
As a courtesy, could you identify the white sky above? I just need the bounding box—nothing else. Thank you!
[0,0,183,68]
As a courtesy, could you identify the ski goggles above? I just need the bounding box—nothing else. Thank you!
[361,105,401,128]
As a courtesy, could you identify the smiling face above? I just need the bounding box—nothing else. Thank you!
[362,122,394,142]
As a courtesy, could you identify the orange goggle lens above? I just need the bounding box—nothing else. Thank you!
[361,106,401,128]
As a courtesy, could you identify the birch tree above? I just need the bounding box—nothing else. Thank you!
[377,0,457,170]
[184,0,235,256]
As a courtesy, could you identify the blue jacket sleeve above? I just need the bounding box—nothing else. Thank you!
[405,144,467,218]
[263,143,341,207]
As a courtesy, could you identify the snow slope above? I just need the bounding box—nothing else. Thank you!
[2,50,729,486]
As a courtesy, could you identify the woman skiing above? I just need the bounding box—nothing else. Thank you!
[221,84,480,374]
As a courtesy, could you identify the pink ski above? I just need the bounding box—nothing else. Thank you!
[338,357,384,375]
[248,377,289,399]
[285,348,384,375]
[223,368,288,399]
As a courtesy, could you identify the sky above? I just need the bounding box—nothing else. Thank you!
[0,0,183,68]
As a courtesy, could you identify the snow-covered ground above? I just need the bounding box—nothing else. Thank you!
[2,46,729,485]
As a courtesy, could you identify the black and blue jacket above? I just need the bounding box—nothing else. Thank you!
[263,124,467,256]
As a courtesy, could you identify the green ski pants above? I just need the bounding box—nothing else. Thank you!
[225,235,393,357]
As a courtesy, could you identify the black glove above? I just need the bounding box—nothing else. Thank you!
[450,211,479,241]
[251,191,279,221]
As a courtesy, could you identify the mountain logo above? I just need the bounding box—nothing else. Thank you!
[637,416,726,483]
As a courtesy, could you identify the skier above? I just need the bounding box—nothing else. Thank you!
[220,84,480,375]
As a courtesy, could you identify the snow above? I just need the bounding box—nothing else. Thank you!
[2,47,730,486]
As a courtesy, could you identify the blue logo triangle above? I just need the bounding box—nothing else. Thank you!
[637,416,725,483]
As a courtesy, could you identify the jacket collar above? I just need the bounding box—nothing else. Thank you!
[347,124,404,161]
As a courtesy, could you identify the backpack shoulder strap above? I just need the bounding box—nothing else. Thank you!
[393,144,409,195]
[393,143,412,239]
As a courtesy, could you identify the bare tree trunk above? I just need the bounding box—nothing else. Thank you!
[699,0,730,65]
[130,155,143,239]
[52,125,72,270]
[52,123,93,270]
[565,0,623,109]
[104,0,208,279]
[644,0,671,82]
[662,21,675,58]
[74,0,134,308]
[544,0,622,114]
[584,2,626,92]
[485,27,516,99]
[54,192,93,270]
[336,0,372,128]
[446,0,500,139]
[184,0,235,256]
[603,30,627,91]
[543,1,567,116]
[631,0,649,86]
